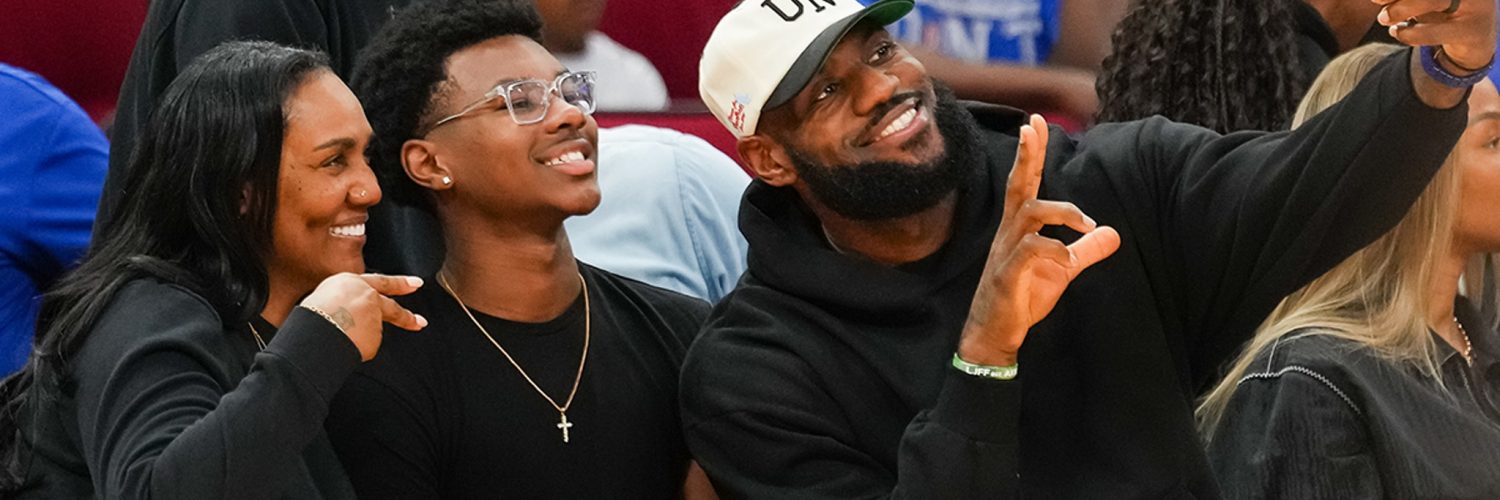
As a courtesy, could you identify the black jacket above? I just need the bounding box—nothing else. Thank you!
[10,279,361,499]
[1208,299,1500,498]
[680,50,1467,498]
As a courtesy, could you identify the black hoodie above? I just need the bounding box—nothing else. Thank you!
[680,50,1467,499]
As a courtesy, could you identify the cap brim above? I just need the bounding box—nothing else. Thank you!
[763,0,915,109]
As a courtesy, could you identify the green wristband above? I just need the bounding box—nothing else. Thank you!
[951,353,1019,380]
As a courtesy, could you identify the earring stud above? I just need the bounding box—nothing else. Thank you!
[441,176,453,185]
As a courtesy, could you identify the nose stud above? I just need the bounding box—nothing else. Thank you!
[357,189,368,198]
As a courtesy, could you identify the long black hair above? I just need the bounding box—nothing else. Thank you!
[0,40,330,488]
[1094,0,1308,133]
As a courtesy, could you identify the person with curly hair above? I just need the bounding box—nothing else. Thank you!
[1095,0,1385,133]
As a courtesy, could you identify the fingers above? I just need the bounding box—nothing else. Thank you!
[377,294,428,331]
[1003,114,1050,217]
[1012,199,1098,236]
[1016,233,1074,269]
[1387,22,1483,51]
[1065,226,1122,280]
[1378,0,1459,24]
[359,273,424,296]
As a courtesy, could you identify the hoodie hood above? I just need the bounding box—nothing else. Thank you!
[737,103,1028,322]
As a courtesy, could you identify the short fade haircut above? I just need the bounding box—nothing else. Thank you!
[351,0,544,210]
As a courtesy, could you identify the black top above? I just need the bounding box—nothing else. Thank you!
[680,50,1468,498]
[1208,299,1500,498]
[1293,1,1341,80]
[10,278,362,499]
[1292,2,1396,83]
[325,264,709,499]
[97,0,410,237]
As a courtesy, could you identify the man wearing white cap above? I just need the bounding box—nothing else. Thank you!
[680,0,1495,497]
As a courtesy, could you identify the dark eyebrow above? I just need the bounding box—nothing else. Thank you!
[1476,111,1500,124]
[314,137,356,151]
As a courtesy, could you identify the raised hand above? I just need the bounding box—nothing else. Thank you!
[300,273,428,361]
[1378,0,1497,70]
[957,115,1121,367]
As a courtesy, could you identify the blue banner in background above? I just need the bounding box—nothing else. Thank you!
[888,0,1061,66]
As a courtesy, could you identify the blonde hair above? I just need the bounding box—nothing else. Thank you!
[1198,43,1463,442]
[1291,44,1404,125]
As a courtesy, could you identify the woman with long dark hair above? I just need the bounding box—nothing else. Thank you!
[0,40,426,499]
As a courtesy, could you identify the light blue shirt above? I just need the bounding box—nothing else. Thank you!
[566,125,750,303]
[0,64,108,376]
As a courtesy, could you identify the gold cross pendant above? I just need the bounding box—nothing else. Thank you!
[557,413,574,443]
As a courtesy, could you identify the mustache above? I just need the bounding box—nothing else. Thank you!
[863,91,924,138]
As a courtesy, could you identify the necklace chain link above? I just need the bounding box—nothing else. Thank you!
[438,272,591,443]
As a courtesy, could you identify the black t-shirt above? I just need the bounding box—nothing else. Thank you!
[325,264,709,499]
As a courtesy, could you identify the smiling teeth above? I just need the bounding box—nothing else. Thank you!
[544,151,587,167]
[330,223,365,237]
[878,108,918,141]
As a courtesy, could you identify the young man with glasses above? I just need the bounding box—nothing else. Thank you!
[322,1,715,498]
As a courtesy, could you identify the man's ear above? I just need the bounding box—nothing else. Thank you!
[401,139,453,190]
[737,135,798,187]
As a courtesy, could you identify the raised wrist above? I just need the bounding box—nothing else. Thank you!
[1439,45,1493,73]
[956,334,1019,367]
[952,352,1019,380]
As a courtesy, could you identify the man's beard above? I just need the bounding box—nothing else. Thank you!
[786,82,984,221]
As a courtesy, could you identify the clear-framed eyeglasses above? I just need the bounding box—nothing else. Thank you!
[424,71,597,134]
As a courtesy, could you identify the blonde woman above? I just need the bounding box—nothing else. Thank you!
[1200,42,1500,498]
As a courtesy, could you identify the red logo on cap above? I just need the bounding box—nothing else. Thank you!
[728,100,748,131]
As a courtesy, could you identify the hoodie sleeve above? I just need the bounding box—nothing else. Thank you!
[1079,49,1467,386]
[682,335,1021,499]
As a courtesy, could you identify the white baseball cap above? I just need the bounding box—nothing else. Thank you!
[699,0,915,138]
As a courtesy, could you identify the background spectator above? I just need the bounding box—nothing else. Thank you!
[536,0,670,110]
[0,64,108,377]
[1096,0,1310,133]
[1095,0,1388,134]
[566,125,748,302]
[96,0,413,240]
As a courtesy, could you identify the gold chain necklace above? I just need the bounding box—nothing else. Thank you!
[246,322,267,350]
[438,272,591,443]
